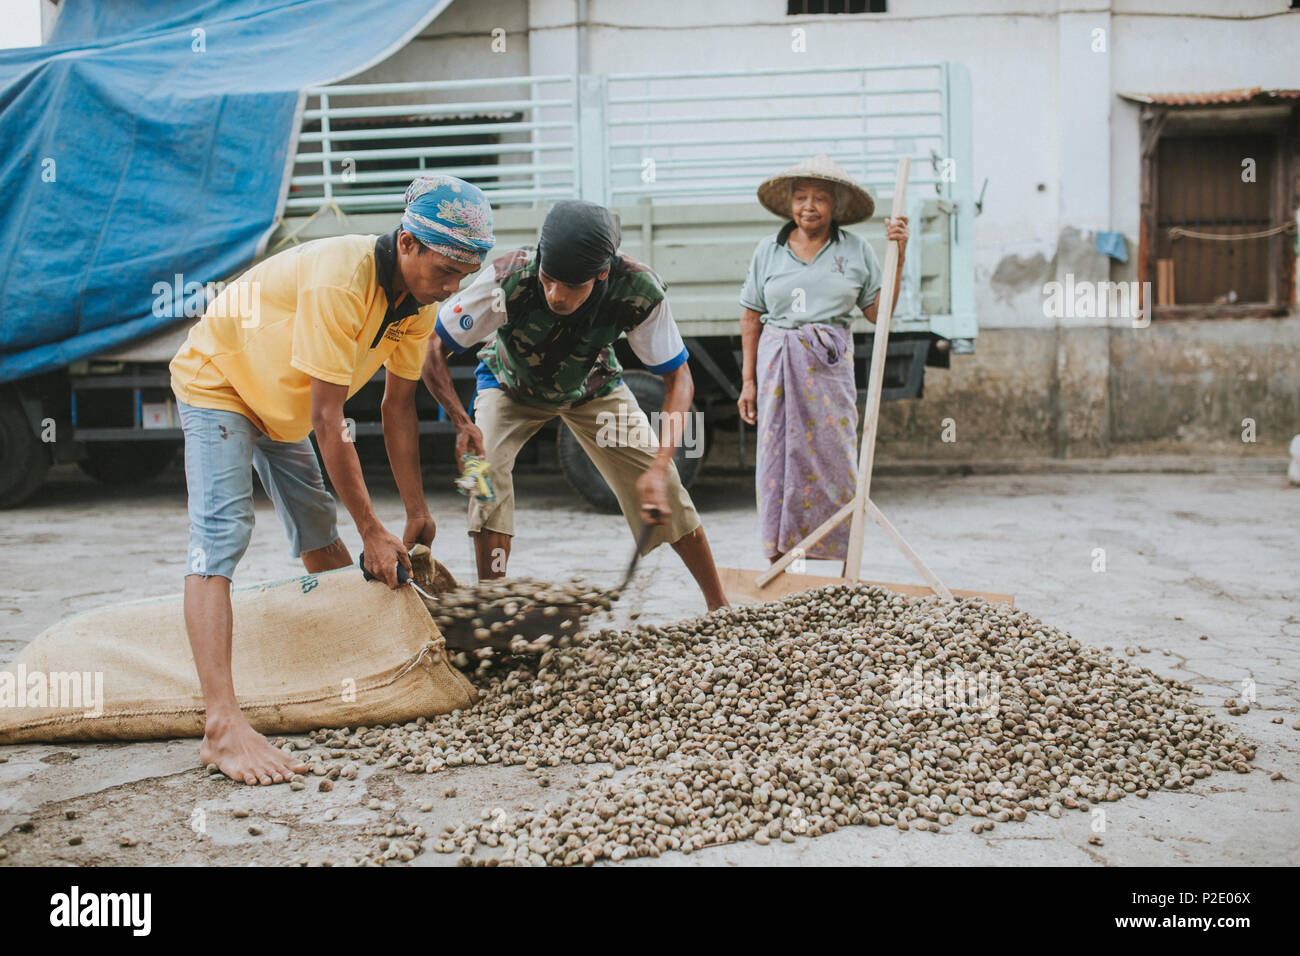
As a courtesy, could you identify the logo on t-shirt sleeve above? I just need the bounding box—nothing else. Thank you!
[459,313,474,331]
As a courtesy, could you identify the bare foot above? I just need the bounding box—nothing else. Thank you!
[200,714,307,786]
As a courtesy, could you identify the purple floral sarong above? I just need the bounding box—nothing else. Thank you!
[756,324,858,560]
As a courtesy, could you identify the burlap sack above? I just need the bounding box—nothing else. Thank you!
[0,566,477,744]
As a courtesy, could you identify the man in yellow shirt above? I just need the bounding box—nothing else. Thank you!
[169,175,494,786]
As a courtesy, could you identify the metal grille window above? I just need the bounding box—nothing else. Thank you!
[787,1,886,14]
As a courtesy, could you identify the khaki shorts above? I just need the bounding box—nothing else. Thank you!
[469,382,701,555]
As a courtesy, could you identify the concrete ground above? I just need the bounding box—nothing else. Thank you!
[1,461,1297,866]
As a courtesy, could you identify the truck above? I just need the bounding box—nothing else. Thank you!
[0,61,978,511]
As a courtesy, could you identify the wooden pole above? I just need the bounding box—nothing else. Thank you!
[845,157,910,580]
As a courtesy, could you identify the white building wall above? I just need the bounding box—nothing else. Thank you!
[345,0,532,102]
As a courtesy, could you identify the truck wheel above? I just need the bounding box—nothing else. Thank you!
[0,393,50,508]
[556,369,705,514]
[78,441,177,485]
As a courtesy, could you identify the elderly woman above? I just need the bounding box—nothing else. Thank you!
[737,155,908,564]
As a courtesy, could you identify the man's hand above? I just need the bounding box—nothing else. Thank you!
[737,380,757,425]
[636,462,671,526]
[456,421,486,461]
[361,522,410,589]
[402,510,436,550]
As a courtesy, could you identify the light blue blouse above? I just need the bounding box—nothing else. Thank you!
[740,229,883,329]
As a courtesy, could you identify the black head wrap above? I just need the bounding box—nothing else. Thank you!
[537,200,621,284]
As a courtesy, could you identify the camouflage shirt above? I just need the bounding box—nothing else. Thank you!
[433,245,689,408]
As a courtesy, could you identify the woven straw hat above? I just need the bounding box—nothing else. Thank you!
[756,154,875,224]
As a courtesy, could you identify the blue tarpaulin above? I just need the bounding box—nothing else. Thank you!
[0,0,449,382]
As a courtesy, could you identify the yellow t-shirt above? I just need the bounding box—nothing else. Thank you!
[169,233,434,442]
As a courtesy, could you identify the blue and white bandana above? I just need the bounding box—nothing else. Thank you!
[401,175,495,265]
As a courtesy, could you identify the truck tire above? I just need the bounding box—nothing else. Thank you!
[78,441,177,485]
[0,393,50,508]
[556,369,705,513]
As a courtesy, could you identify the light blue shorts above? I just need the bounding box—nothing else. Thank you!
[178,400,340,580]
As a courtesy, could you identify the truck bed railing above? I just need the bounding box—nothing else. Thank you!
[286,62,976,339]
[290,74,580,211]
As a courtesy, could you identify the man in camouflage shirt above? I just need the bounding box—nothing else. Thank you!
[421,200,727,610]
